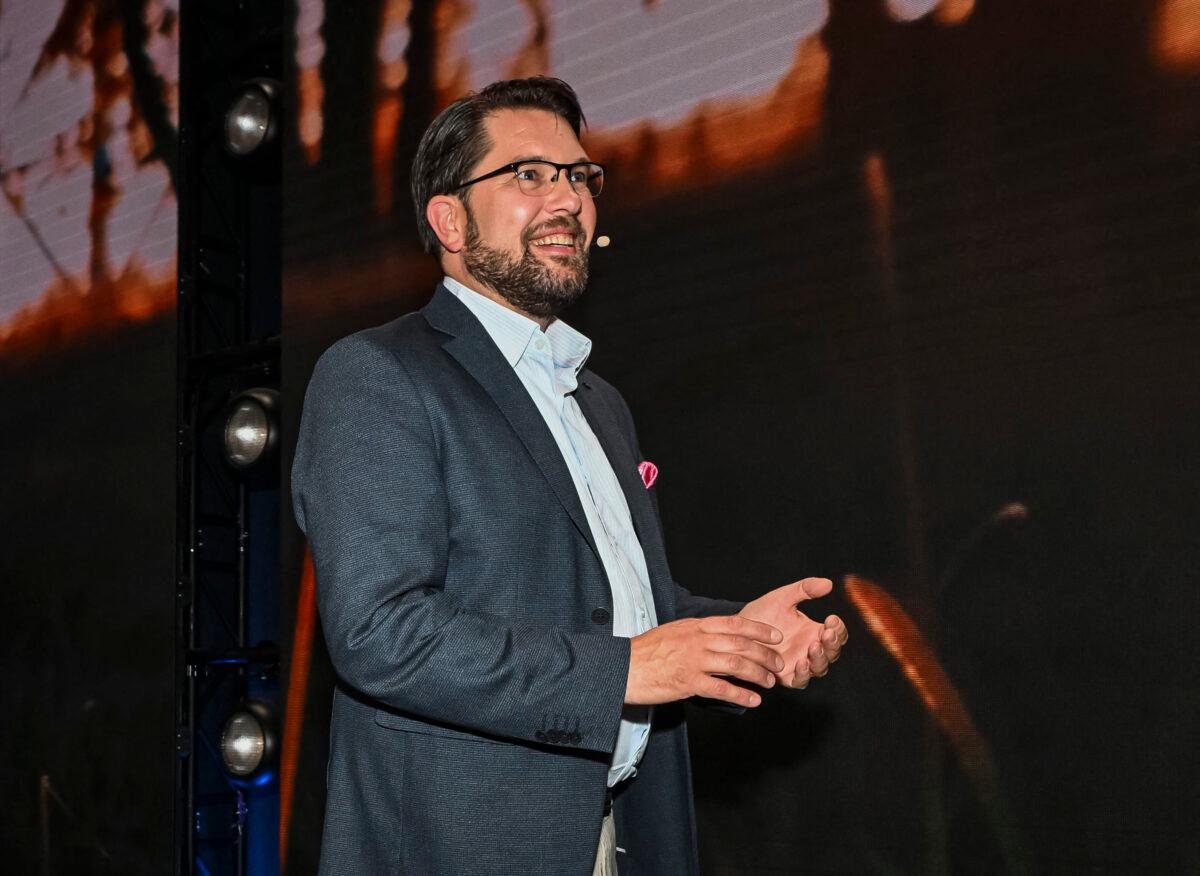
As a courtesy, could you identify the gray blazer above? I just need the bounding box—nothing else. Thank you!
[293,285,741,875]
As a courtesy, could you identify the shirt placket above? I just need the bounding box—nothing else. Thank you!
[533,344,653,779]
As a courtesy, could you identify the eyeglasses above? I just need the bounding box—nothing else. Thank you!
[456,160,607,199]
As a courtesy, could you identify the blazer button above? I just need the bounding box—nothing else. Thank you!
[591,608,610,625]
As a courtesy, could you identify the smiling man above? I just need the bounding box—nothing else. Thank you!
[292,77,847,876]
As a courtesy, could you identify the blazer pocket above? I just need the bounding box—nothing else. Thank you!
[373,709,505,745]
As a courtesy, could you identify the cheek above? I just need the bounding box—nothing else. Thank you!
[471,195,538,249]
[505,203,543,248]
[581,201,598,236]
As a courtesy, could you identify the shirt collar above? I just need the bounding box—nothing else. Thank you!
[443,275,592,375]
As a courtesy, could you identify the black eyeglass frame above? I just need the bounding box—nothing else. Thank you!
[455,160,607,198]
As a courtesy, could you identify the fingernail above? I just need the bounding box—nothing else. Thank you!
[749,693,761,707]
[774,657,784,671]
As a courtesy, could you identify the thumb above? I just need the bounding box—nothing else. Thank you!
[790,576,833,603]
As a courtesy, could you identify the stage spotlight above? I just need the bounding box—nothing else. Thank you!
[220,701,278,781]
[222,388,279,471]
[224,79,280,157]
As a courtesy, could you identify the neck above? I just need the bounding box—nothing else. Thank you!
[444,265,555,331]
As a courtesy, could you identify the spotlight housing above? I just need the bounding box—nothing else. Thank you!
[222,388,279,473]
[219,700,278,783]
[223,78,280,157]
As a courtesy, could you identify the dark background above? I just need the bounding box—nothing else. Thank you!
[0,1,179,872]
[1,0,1198,873]
[280,1,1200,873]
[0,320,176,873]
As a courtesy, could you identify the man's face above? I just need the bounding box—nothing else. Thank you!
[459,109,597,319]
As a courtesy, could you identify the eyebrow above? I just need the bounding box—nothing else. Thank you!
[507,154,592,165]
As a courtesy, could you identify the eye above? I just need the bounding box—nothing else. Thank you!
[568,166,589,184]
[515,164,549,182]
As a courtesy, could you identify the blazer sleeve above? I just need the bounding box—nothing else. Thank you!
[671,582,745,620]
[291,333,629,755]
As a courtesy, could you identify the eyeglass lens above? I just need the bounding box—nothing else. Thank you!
[515,162,604,198]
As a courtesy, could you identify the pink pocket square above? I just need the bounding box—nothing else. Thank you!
[638,460,658,489]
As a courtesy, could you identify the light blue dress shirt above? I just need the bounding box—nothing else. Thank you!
[444,276,658,787]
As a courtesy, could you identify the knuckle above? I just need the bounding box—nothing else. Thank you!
[714,679,746,704]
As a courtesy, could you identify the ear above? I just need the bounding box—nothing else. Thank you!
[427,195,466,253]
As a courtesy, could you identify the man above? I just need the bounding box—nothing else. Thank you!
[292,77,847,875]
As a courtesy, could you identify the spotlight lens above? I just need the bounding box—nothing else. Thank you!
[225,89,271,155]
[220,712,266,776]
[224,399,270,467]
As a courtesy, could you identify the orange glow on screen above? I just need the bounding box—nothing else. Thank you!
[280,548,319,872]
[504,0,550,81]
[863,152,893,241]
[351,2,832,216]
[935,0,975,26]
[434,0,473,109]
[888,0,974,25]
[0,269,174,357]
[1155,0,1200,72]
[295,0,325,164]
[843,574,996,791]
[1,0,178,354]
[371,0,411,214]
[585,35,828,199]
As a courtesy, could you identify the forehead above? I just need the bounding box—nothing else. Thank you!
[479,108,586,166]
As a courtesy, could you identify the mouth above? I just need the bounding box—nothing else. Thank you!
[527,228,580,257]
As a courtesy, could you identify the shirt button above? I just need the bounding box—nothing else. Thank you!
[591,607,611,625]
[536,339,546,350]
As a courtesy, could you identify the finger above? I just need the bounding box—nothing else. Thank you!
[796,576,833,602]
[707,652,777,689]
[819,625,843,661]
[772,577,833,608]
[824,615,849,646]
[701,675,764,708]
[705,614,782,645]
[787,662,811,689]
[706,634,785,673]
[808,641,831,678]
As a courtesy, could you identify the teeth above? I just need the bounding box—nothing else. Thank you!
[533,234,574,246]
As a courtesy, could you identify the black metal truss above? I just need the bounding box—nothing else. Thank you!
[175,2,283,874]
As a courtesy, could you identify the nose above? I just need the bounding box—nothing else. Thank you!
[543,169,584,214]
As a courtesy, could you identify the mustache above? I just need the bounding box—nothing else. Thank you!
[523,218,586,245]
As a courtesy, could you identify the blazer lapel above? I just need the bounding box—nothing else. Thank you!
[574,378,677,619]
[423,286,603,565]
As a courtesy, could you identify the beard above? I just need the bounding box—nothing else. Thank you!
[461,212,589,320]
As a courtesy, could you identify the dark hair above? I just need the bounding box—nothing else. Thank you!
[410,77,587,254]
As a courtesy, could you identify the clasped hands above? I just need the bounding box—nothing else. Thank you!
[625,578,849,709]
